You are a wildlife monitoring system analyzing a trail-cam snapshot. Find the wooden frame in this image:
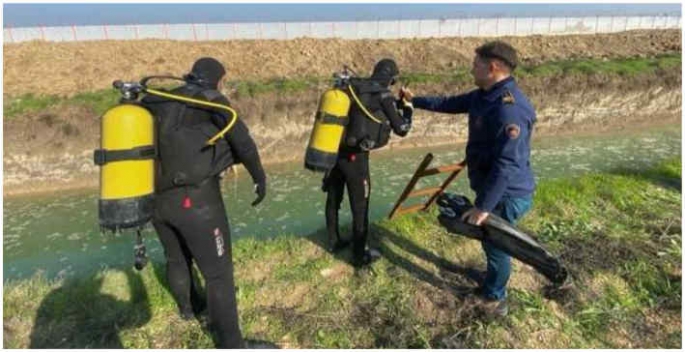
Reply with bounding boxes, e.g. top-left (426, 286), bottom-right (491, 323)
top-left (387, 153), bottom-right (466, 219)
